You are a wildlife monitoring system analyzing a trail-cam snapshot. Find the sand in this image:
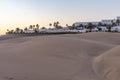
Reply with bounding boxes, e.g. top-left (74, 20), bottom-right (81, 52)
top-left (0, 32), bottom-right (120, 80)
